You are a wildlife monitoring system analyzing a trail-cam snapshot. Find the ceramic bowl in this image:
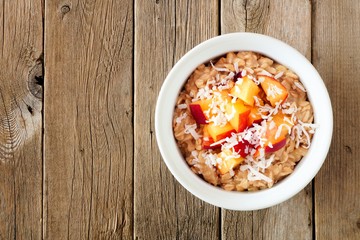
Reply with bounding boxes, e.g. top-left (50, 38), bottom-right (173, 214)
top-left (155, 32), bottom-right (332, 210)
